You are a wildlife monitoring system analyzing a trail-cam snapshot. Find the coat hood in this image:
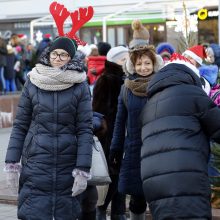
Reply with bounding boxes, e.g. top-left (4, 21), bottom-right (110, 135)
top-left (147, 63), bottom-right (203, 98)
top-left (199, 64), bottom-right (219, 86)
